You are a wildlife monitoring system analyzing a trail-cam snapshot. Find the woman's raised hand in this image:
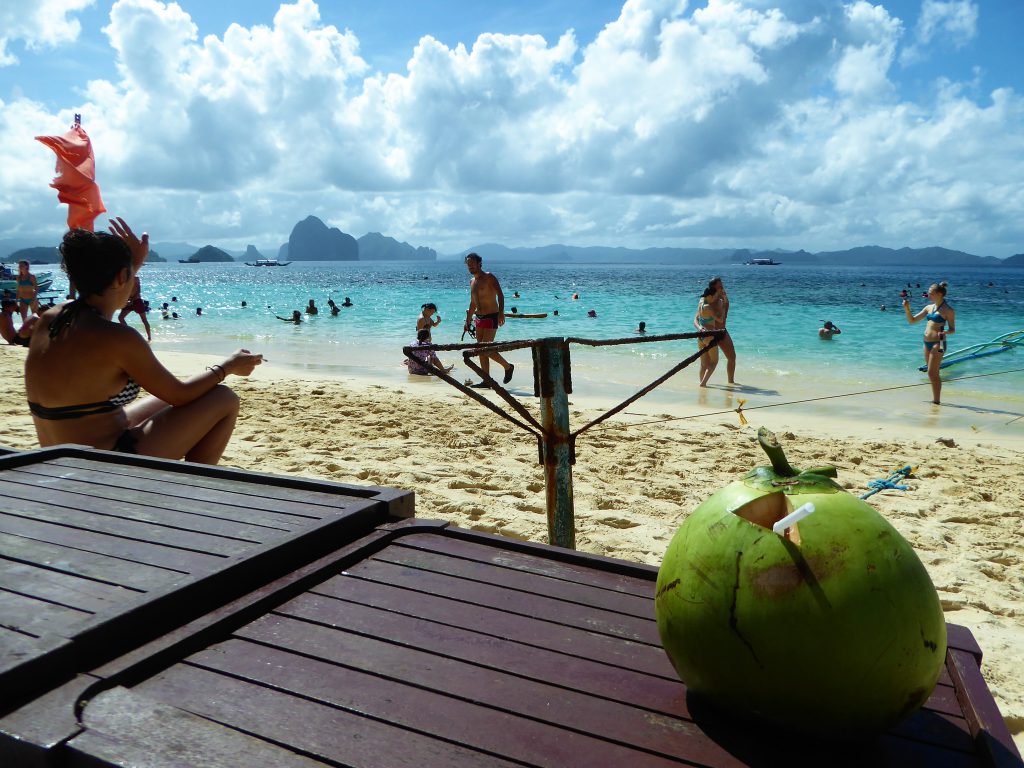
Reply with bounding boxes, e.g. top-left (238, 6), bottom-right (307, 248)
top-left (108, 217), bottom-right (149, 269)
top-left (224, 349), bottom-right (264, 377)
